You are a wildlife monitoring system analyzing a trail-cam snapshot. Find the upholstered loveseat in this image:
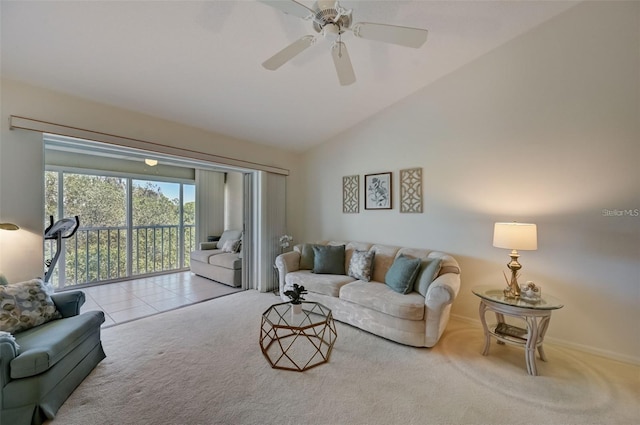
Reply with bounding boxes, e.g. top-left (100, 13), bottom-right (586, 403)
top-left (275, 241), bottom-right (461, 347)
top-left (190, 229), bottom-right (243, 287)
top-left (0, 281), bottom-right (105, 425)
